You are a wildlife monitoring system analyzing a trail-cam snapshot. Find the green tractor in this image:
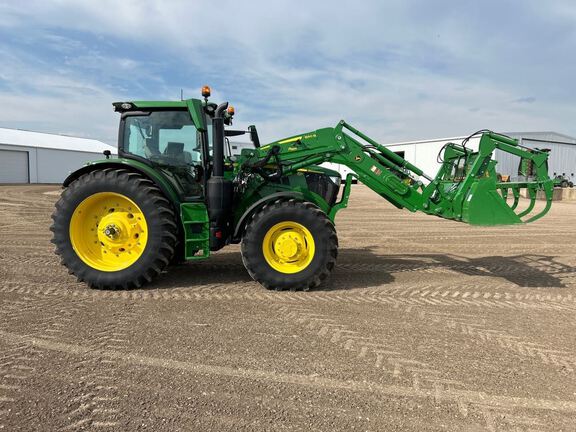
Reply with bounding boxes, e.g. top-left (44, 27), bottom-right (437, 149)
top-left (51, 87), bottom-right (555, 291)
